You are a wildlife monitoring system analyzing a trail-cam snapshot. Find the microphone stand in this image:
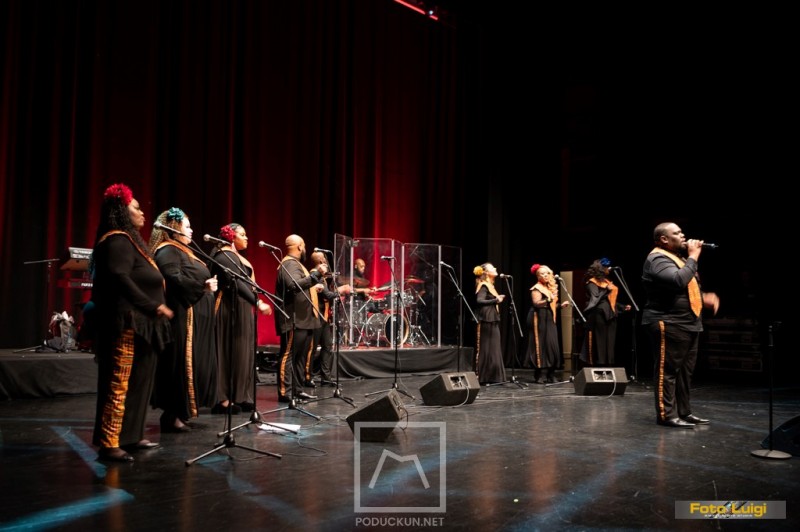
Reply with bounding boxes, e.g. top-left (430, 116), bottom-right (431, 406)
top-left (751, 322), bottom-right (791, 460)
top-left (186, 242), bottom-right (283, 466)
top-left (307, 251), bottom-right (355, 408)
top-left (611, 267), bottom-right (642, 387)
top-left (365, 257), bottom-right (414, 400)
top-left (549, 276), bottom-right (585, 387)
top-left (486, 276), bottom-right (527, 389)
top-left (441, 264), bottom-right (478, 374)
top-left (260, 250), bottom-right (322, 421)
